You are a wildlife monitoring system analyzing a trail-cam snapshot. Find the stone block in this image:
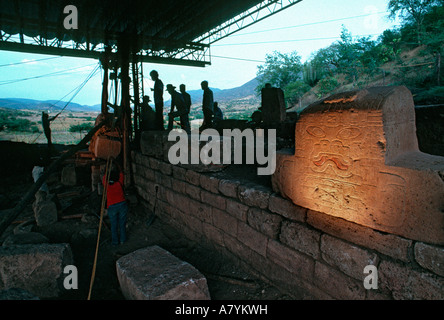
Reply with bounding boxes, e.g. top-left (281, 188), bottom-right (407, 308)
top-left (0, 288), bottom-right (39, 300)
top-left (414, 243), bottom-right (444, 277)
top-left (379, 259), bottom-right (444, 299)
top-left (212, 208), bottom-right (238, 237)
top-left (202, 222), bottom-right (225, 248)
top-left (116, 246), bottom-right (210, 300)
top-left (307, 209), bottom-right (412, 262)
top-left (61, 166), bottom-right (77, 186)
top-left (141, 166), bottom-right (156, 182)
top-left (140, 131), bottom-right (166, 158)
top-left (237, 222), bottom-right (268, 257)
top-left (2, 232), bottom-right (49, 247)
top-left (187, 198), bottom-right (213, 224)
top-left (268, 194), bottom-right (306, 222)
top-left (33, 199), bottom-right (58, 227)
top-left (185, 183), bottom-right (201, 201)
top-left (218, 179), bottom-right (240, 198)
top-left (261, 87), bottom-right (286, 125)
top-left (272, 86), bottom-right (444, 244)
top-left (314, 262), bottom-right (366, 300)
top-left (225, 198), bottom-right (248, 222)
top-left (199, 175), bottom-right (220, 194)
top-left (320, 234), bottom-right (379, 281)
top-left (149, 157), bottom-right (162, 171)
top-left (266, 240), bottom-right (314, 281)
top-left (172, 165), bottom-right (187, 181)
top-left (247, 208), bottom-right (282, 239)
top-left (238, 183), bottom-right (271, 209)
top-left (171, 177), bottom-right (188, 195)
top-left (159, 161), bottom-right (172, 175)
top-left (280, 221), bottom-right (320, 259)
top-left (0, 243), bottom-right (73, 299)
top-left (201, 190), bottom-right (226, 211)
top-left (185, 170), bottom-right (201, 186)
